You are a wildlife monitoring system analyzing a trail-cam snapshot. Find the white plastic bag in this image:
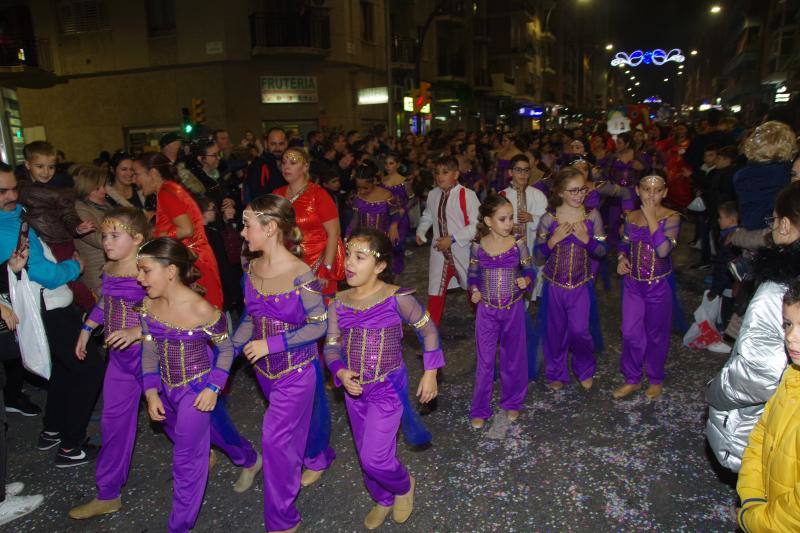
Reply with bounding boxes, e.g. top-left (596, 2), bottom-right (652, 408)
top-left (687, 196), bottom-right (706, 213)
top-left (682, 290), bottom-right (722, 349)
top-left (7, 266), bottom-right (51, 379)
